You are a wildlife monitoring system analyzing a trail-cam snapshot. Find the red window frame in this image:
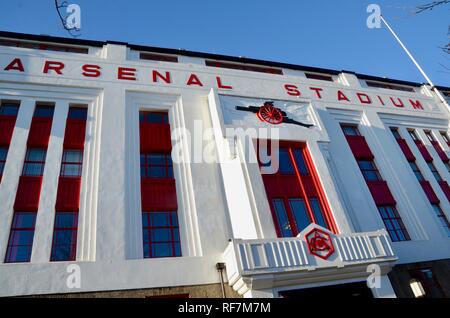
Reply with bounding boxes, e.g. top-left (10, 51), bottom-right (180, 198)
top-left (139, 110), bottom-right (181, 258)
top-left (0, 146), bottom-right (7, 178)
top-left (142, 211), bottom-right (181, 258)
top-left (205, 60), bottom-right (283, 75)
top-left (377, 206), bottom-right (410, 242)
top-left (140, 153), bottom-right (173, 179)
top-left (4, 212), bottom-right (37, 263)
top-left (140, 52), bottom-right (178, 63)
top-left (60, 149), bottom-right (83, 177)
top-left (305, 73), bottom-right (334, 82)
top-left (257, 140), bottom-right (337, 237)
top-left (50, 211), bottom-right (78, 261)
top-left (22, 148), bottom-right (47, 176)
